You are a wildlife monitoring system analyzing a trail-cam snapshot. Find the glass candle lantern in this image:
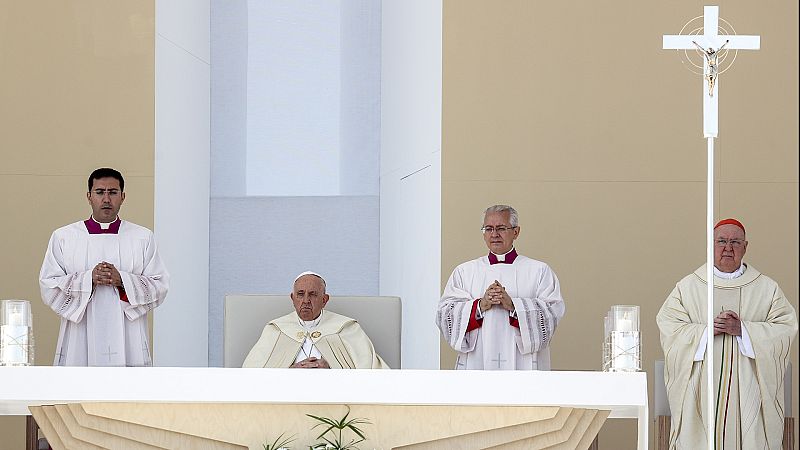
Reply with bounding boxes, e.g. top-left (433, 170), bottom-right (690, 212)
top-left (602, 305), bottom-right (641, 372)
top-left (1, 299), bottom-right (34, 366)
